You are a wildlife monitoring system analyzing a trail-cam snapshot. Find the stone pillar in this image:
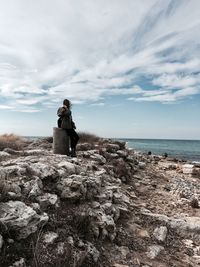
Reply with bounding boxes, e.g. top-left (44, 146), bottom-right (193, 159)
top-left (53, 127), bottom-right (70, 155)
